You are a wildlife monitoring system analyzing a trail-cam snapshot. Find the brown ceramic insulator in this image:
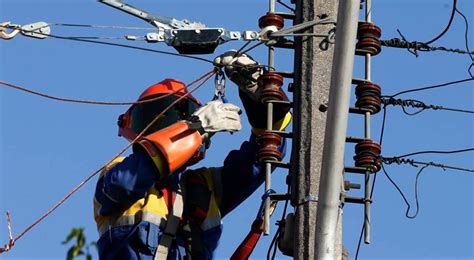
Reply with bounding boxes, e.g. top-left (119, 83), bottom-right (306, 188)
top-left (258, 13), bottom-right (285, 30)
top-left (354, 154), bottom-right (382, 172)
top-left (357, 22), bottom-right (382, 39)
top-left (356, 22), bottom-right (382, 55)
top-left (355, 82), bottom-right (382, 114)
top-left (257, 131), bottom-right (283, 163)
top-left (354, 140), bottom-right (382, 172)
top-left (258, 72), bottom-right (285, 103)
